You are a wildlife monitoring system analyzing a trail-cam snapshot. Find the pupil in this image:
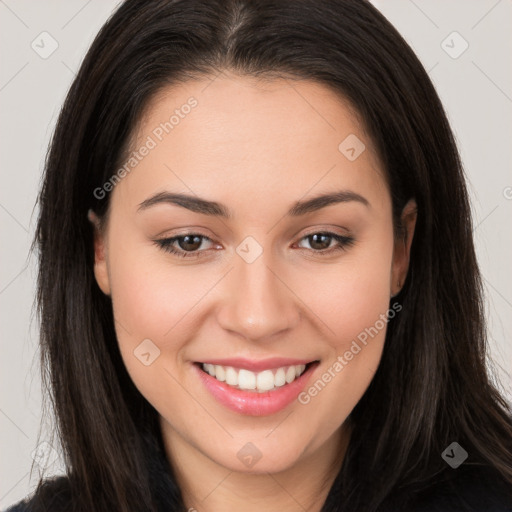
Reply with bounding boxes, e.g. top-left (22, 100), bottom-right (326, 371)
top-left (180, 235), bottom-right (201, 251)
top-left (310, 233), bottom-right (331, 250)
